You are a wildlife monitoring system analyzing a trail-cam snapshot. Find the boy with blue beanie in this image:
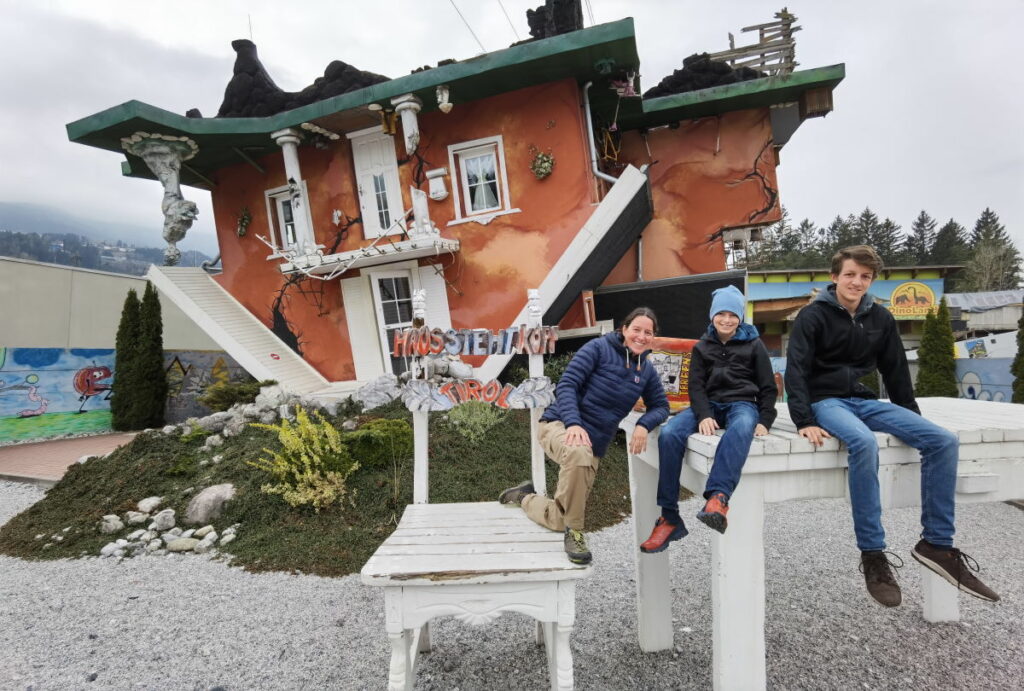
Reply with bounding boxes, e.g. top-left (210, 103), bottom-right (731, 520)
top-left (641, 284), bottom-right (778, 552)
